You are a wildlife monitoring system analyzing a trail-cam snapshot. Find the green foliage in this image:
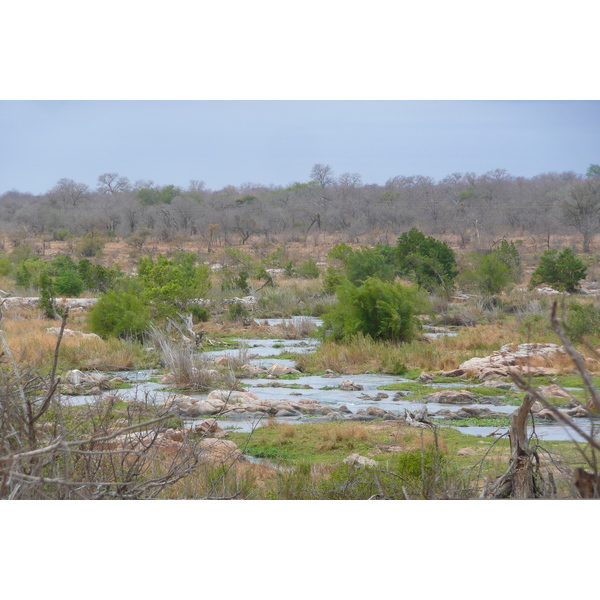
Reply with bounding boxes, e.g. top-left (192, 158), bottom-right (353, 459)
top-left (77, 259), bottom-right (123, 292)
top-left (322, 265), bottom-right (347, 294)
top-left (137, 184), bottom-right (182, 206)
top-left (344, 246), bottom-right (395, 286)
top-left (565, 302), bottom-right (600, 342)
top-left (320, 277), bottom-right (427, 343)
top-left (529, 247), bottom-right (587, 292)
top-left (586, 164), bottom-right (600, 178)
top-left (495, 240), bottom-right (522, 282)
top-left (460, 252), bottom-right (512, 296)
top-left (38, 269), bottom-right (60, 319)
top-left (88, 289), bottom-right (151, 340)
top-left (0, 256), bottom-right (10, 277)
top-left (189, 303), bottom-right (211, 323)
top-left (326, 243), bottom-right (353, 263)
top-left (296, 257), bottom-right (320, 279)
top-left (14, 258), bottom-right (46, 288)
top-left (396, 228), bottom-right (458, 292)
top-left (227, 301), bottom-right (250, 321)
top-left (53, 269), bottom-right (84, 297)
top-left (138, 252), bottom-right (211, 319)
